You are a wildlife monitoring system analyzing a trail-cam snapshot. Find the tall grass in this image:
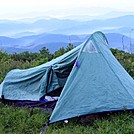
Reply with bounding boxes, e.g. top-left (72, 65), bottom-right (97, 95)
top-left (0, 103), bottom-right (134, 134)
top-left (0, 103), bottom-right (50, 134)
